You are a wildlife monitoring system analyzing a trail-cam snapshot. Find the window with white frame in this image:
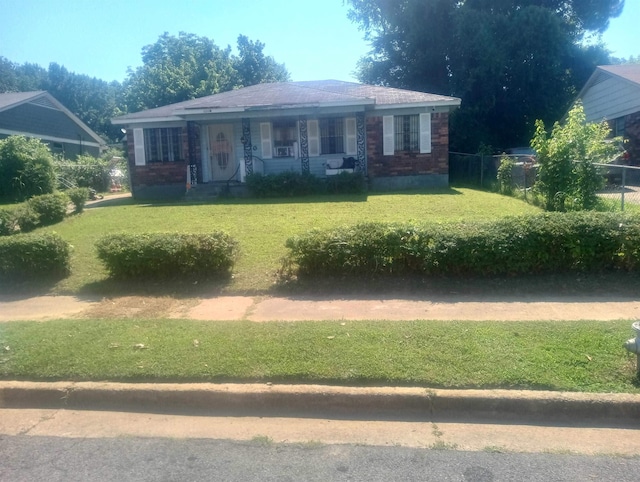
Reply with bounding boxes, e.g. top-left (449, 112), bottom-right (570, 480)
top-left (383, 113), bottom-right (431, 155)
top-left (272, 119), bottom-right (297, 157)
top-left (320, 117), bottom-right (345, 155)
top-left (143, 127), bottom-right (183, 162)
top-left (395, 115), bottom-right (420, 152)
